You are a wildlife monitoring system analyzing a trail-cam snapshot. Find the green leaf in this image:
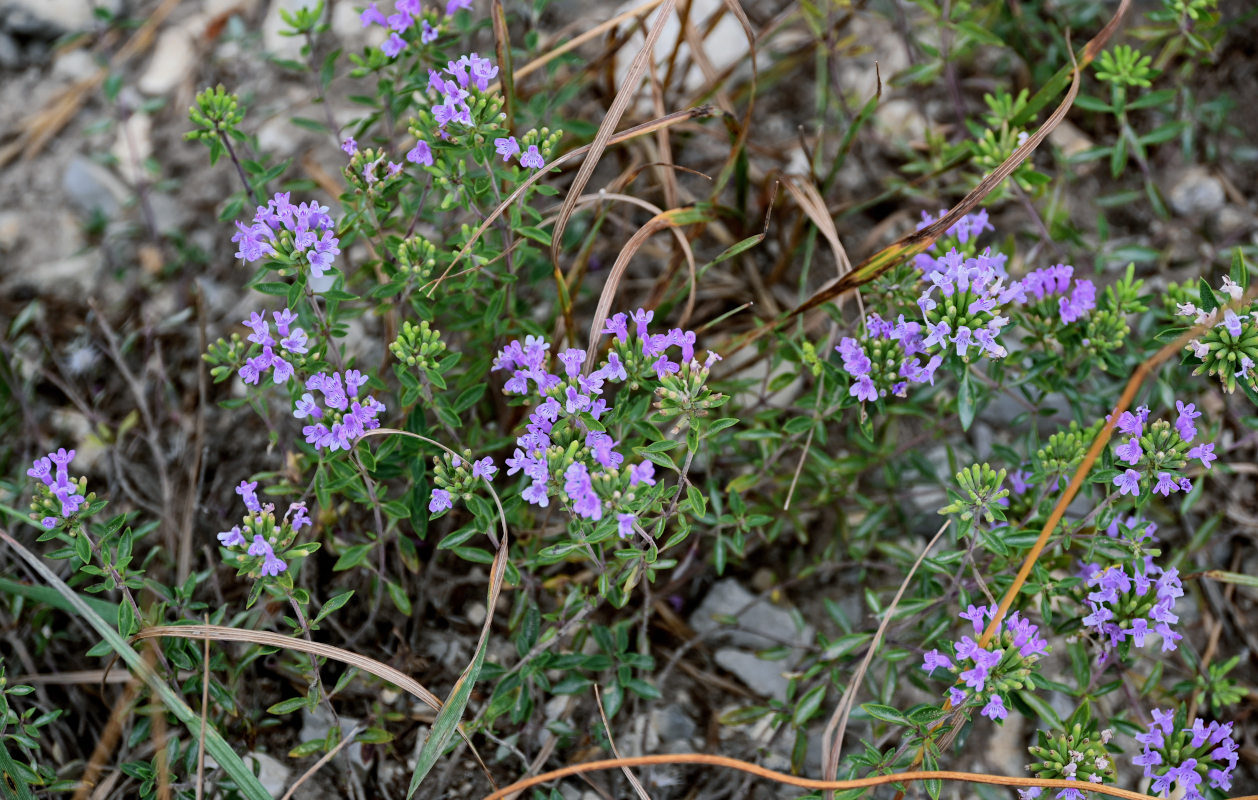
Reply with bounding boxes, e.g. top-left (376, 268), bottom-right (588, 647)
top-left (314, 590), bottom-right (355, 625)
top-left (860, 702), bottom-right (908, 725)
top-left (792, 684), bottom-right (826, 726)
top-left (957, 373), bottom-right (976, 431)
